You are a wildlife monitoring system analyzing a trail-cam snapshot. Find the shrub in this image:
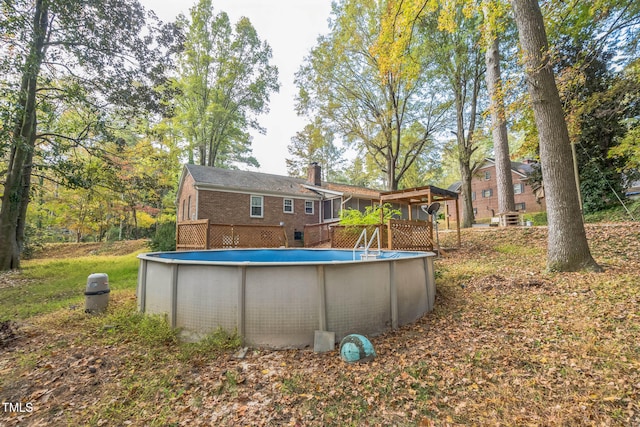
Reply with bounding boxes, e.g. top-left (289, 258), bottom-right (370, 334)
top-left (583, 199), bottom-right (640, 223)
top-left (522, 212), bottom-right (548, 226)
top-left (149, 221), bottom-right (176, 252)
top-left (339, 203), bottom-right (402, 226)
